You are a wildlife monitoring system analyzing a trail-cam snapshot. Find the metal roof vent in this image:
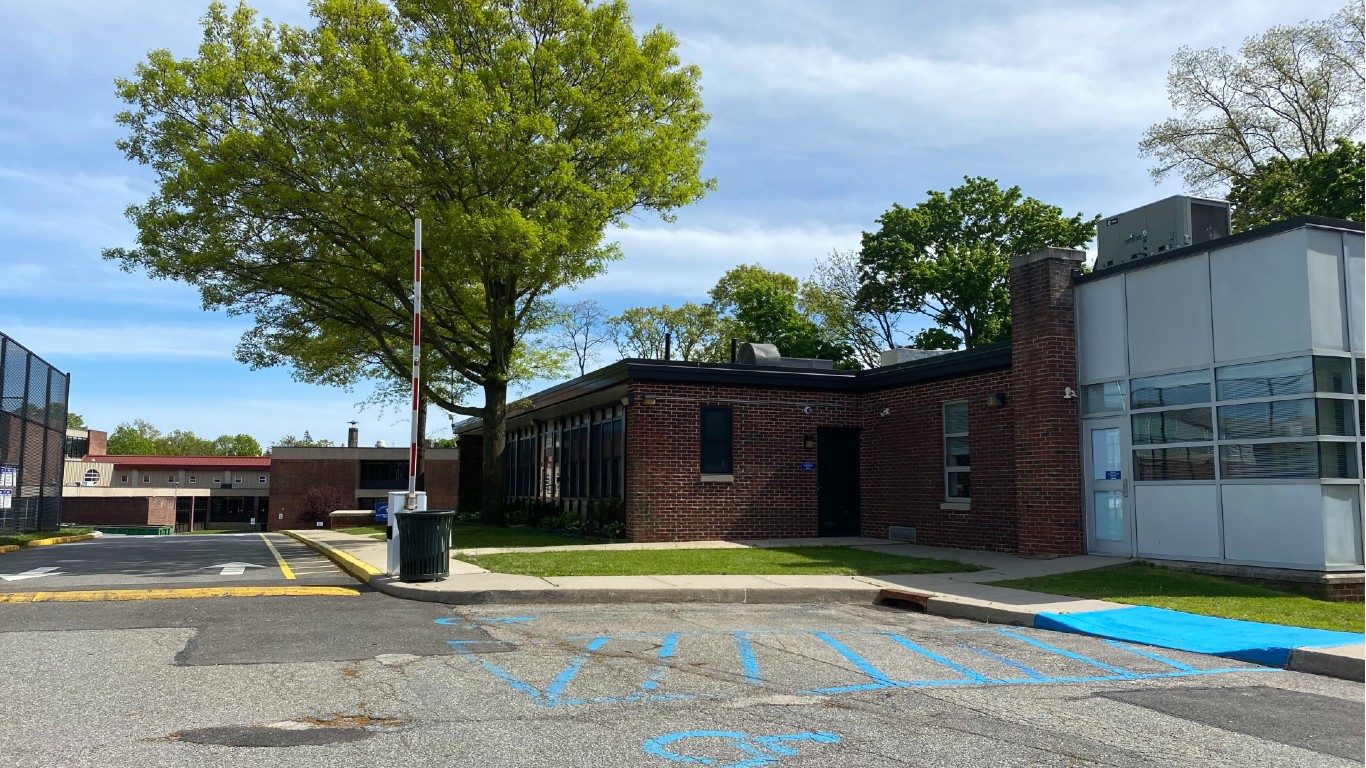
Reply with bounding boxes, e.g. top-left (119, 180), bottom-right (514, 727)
top-left (737, 342), bottom-right (782, 366)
